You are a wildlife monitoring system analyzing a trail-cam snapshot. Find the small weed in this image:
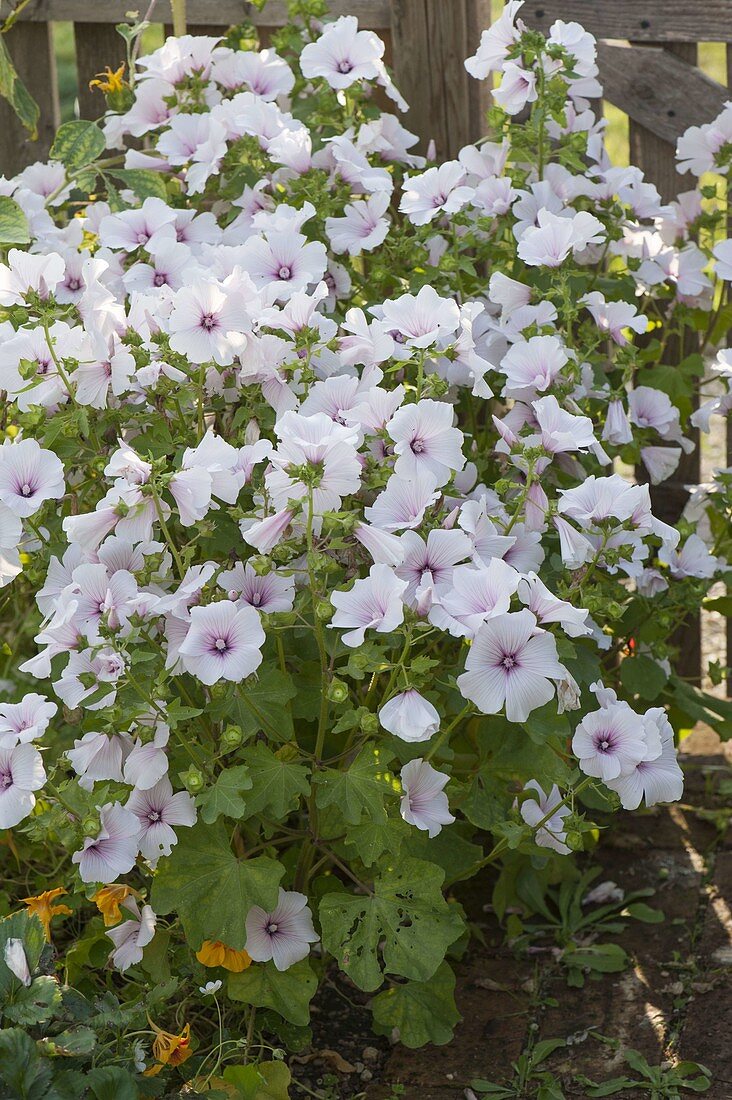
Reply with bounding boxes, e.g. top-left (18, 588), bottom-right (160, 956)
top-left (576, 1046), bottom-right (711, 1097)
